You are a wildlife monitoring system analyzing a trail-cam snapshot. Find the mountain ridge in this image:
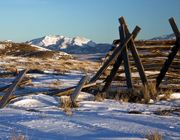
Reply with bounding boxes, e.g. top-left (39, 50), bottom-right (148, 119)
top-left (27, 35), bottom-right (112, 54)
top-left (150, 33), bottom-right (175, 40)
